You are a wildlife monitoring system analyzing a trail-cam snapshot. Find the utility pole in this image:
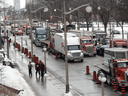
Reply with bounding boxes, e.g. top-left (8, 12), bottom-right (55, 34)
top-left (7, 30), bottom-right (9, 58)
top-left (4, 0), bottom-right (6, 38)
top-left (13, 0), bottom-right (16, 45)
top-left (92, 0), bottom-right (93, 33)
top-left (0, 23), bottom-right (1, 49)
top-left (30, 0), bottom-right (33, 60)
top-left (63, 0), bottom-right (69, 93)
top-left (77, 0), bottom-right (80, 30)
